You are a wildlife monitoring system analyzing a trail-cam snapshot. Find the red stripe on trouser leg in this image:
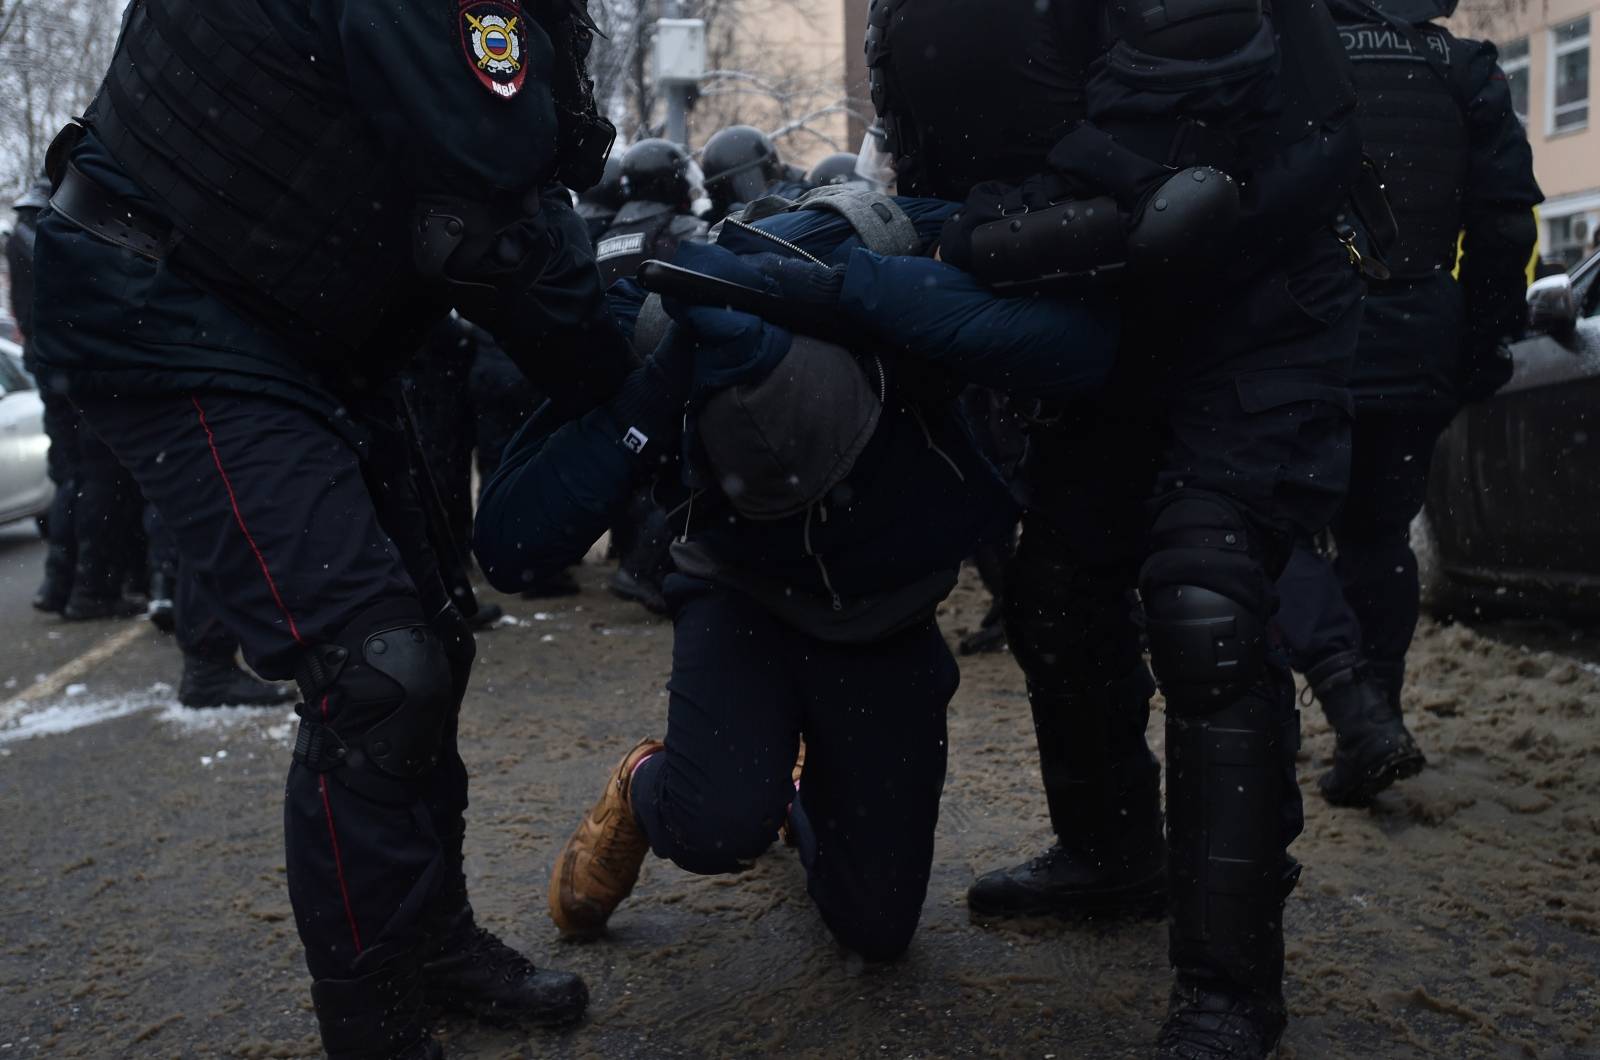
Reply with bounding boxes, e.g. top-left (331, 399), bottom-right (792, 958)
top-left (191, 395), bottom-right (305, 645)
top-left (191, 396), bottom-right (364, 955)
